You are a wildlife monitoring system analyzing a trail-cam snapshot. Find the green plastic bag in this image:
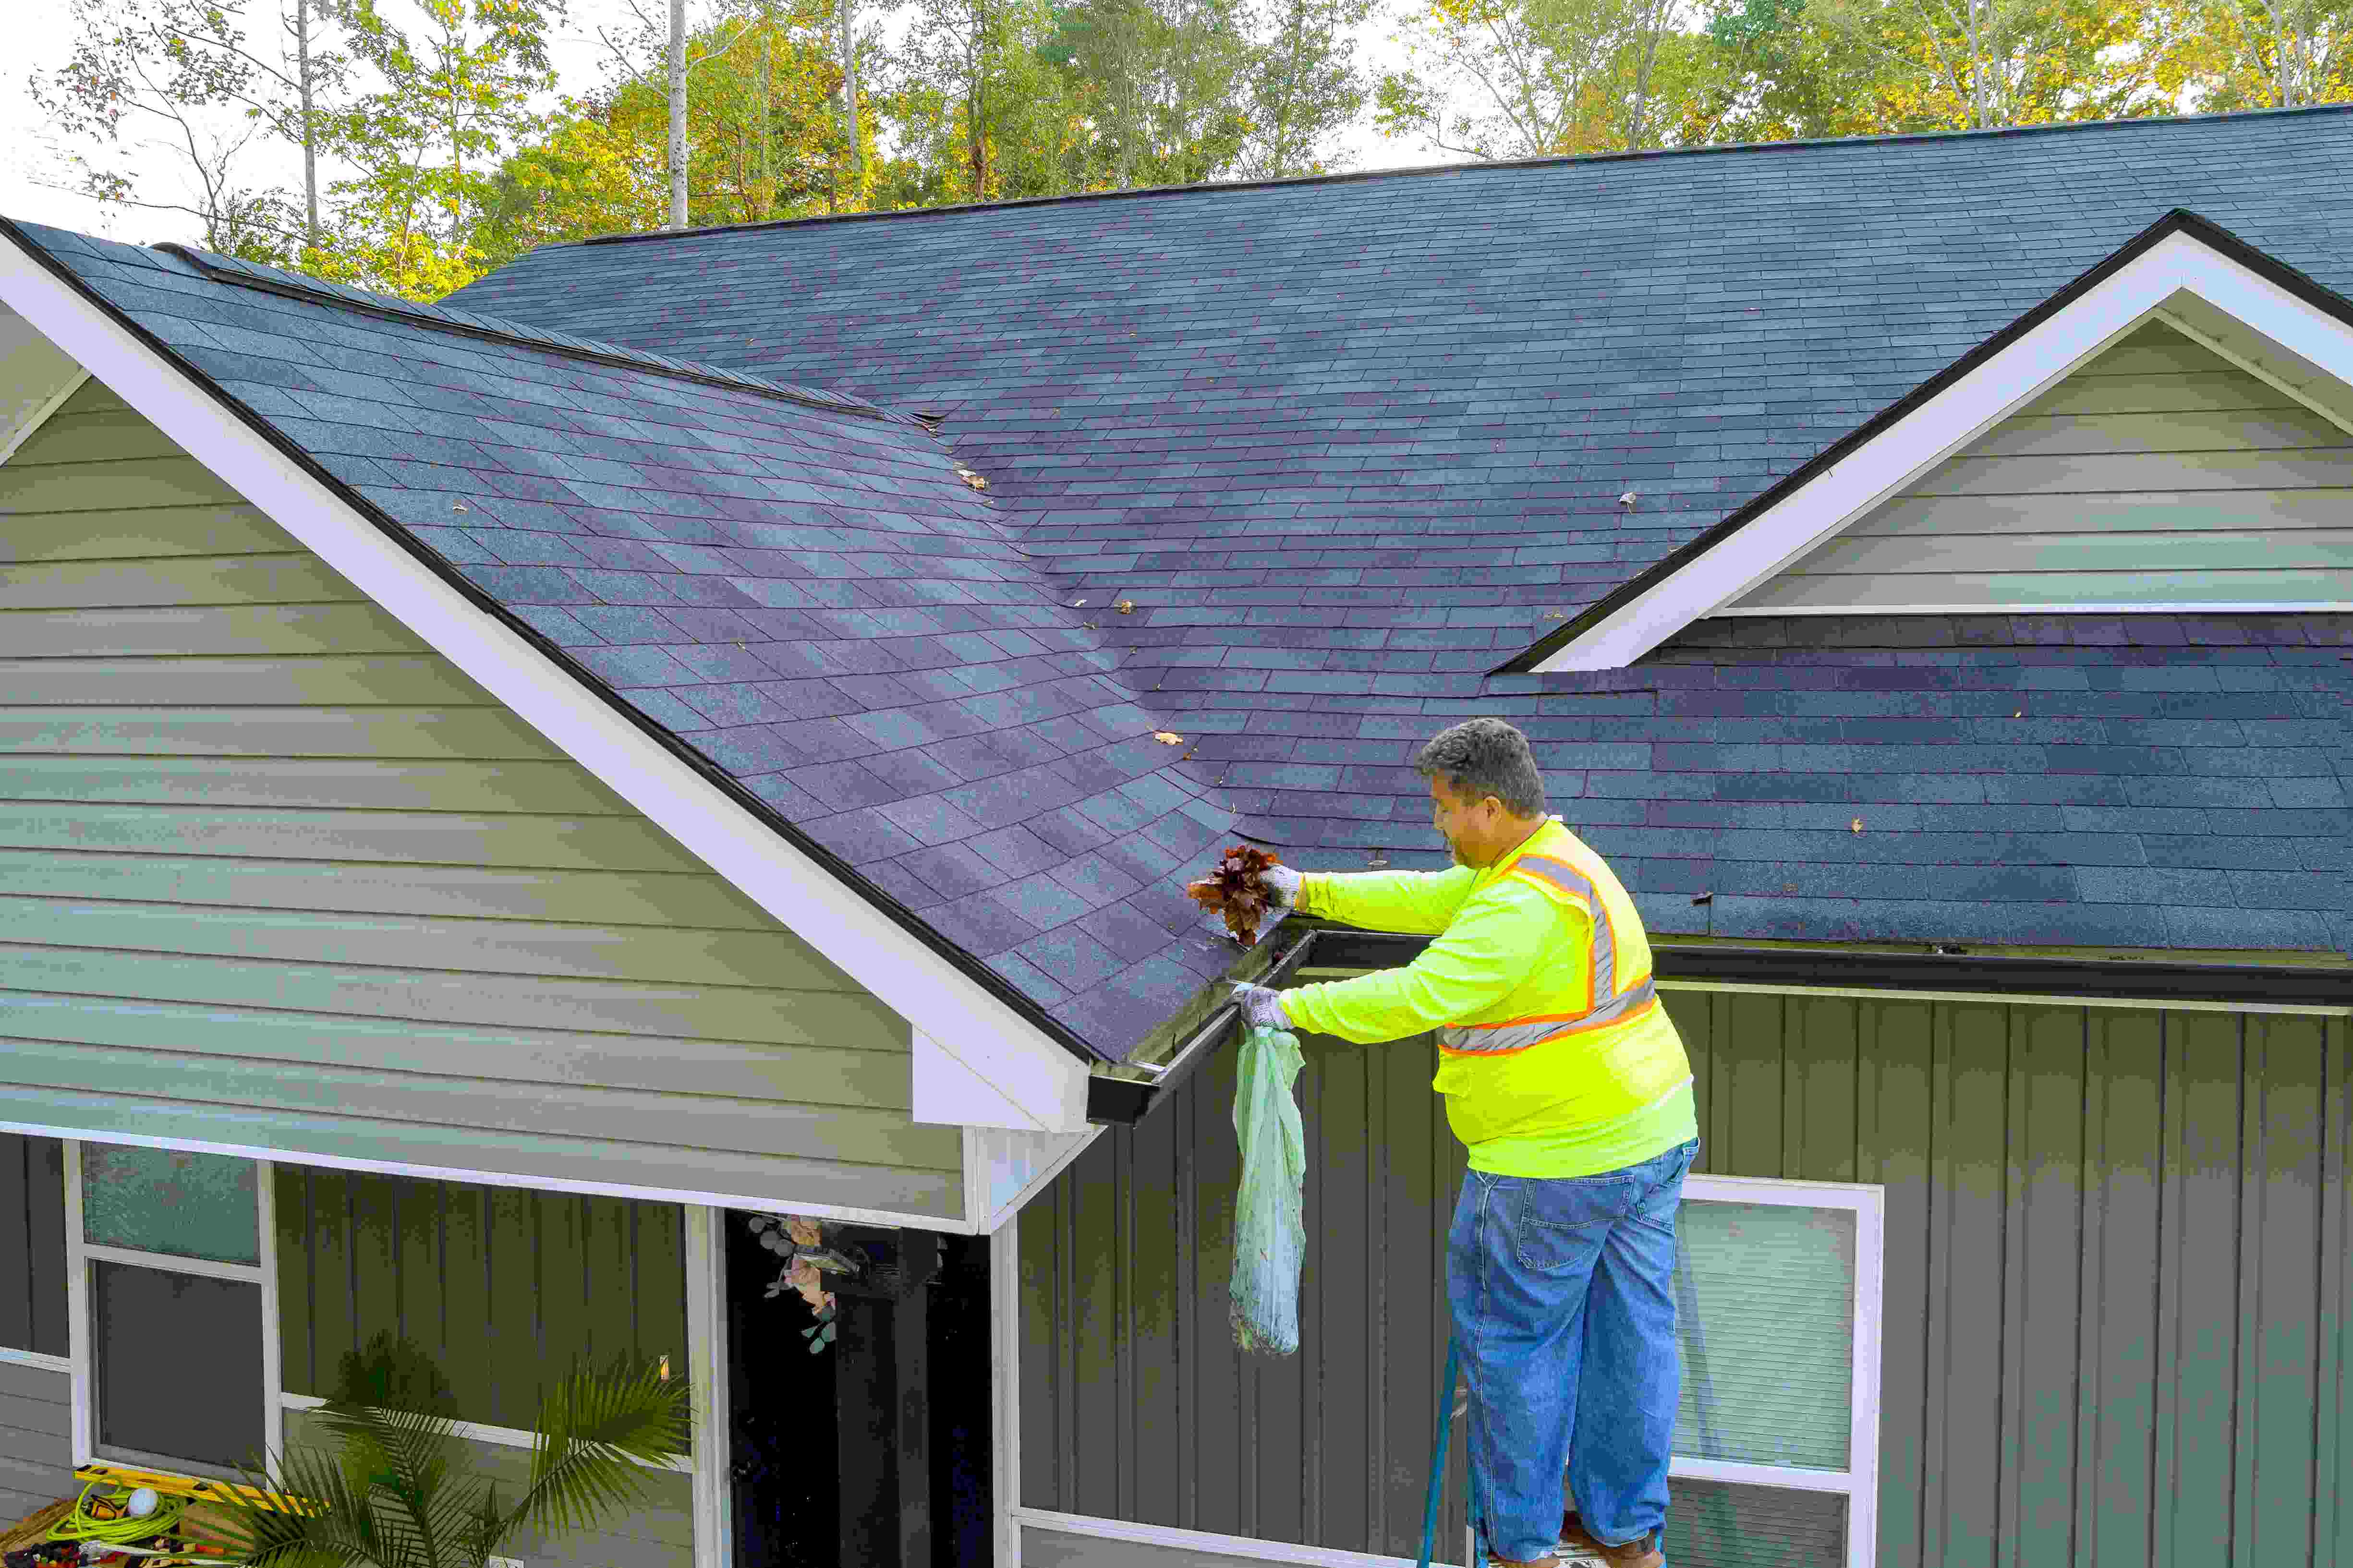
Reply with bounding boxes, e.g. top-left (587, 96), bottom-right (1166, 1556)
top-left (1230, 1024), bottom-right (1306, 1354)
